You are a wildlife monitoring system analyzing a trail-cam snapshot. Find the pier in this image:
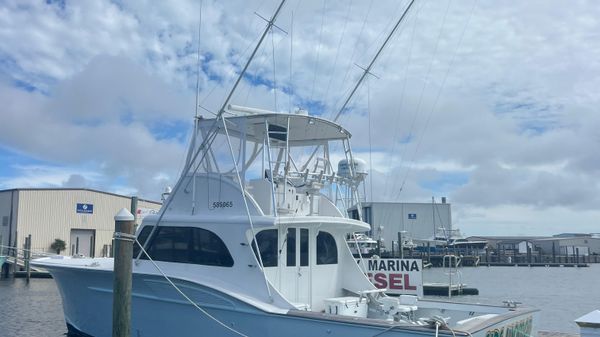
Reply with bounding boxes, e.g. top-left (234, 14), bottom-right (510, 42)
top-left (423, 283), bottom-right (479, 296)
